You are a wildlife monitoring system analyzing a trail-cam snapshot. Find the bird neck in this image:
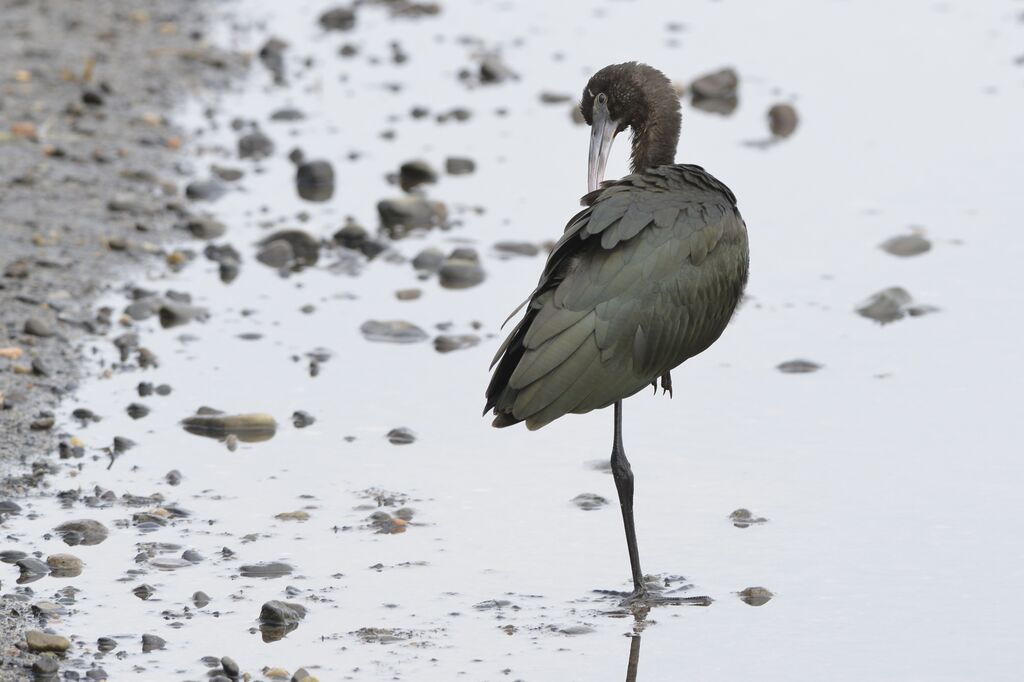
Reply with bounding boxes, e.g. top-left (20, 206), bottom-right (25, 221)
top-left (626, 115), bottom-right (684, 171)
